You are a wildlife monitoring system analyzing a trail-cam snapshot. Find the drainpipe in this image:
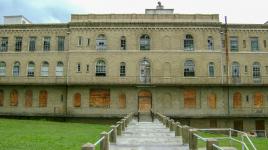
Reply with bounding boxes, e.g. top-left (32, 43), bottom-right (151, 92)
top-left (65, 27), bottom-right (71, 117)
top-left (224, 16), bottom-right (230, 116)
